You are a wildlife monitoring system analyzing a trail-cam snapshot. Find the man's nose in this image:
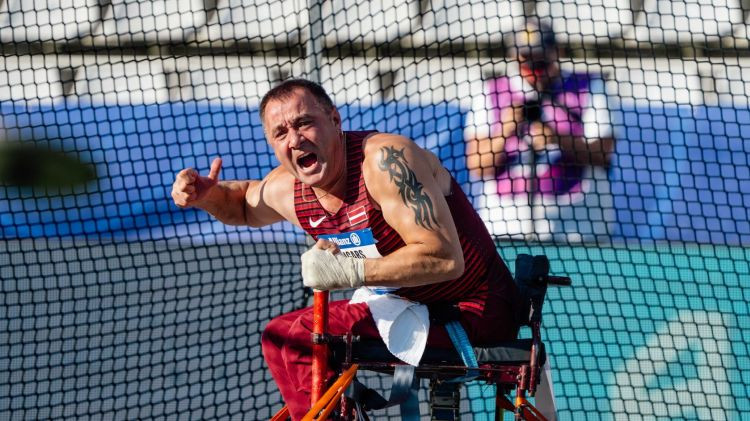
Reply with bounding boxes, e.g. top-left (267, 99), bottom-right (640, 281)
top-left (287, 129), bottom-right (304, 149)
